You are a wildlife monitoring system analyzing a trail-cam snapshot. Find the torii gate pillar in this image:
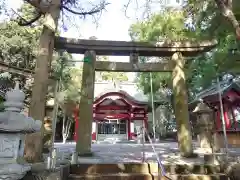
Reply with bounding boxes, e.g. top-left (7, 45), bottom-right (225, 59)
top-left (76, 50), bottom-right (96, 155)
top-left (172, 52), bottom-right (193, 157)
